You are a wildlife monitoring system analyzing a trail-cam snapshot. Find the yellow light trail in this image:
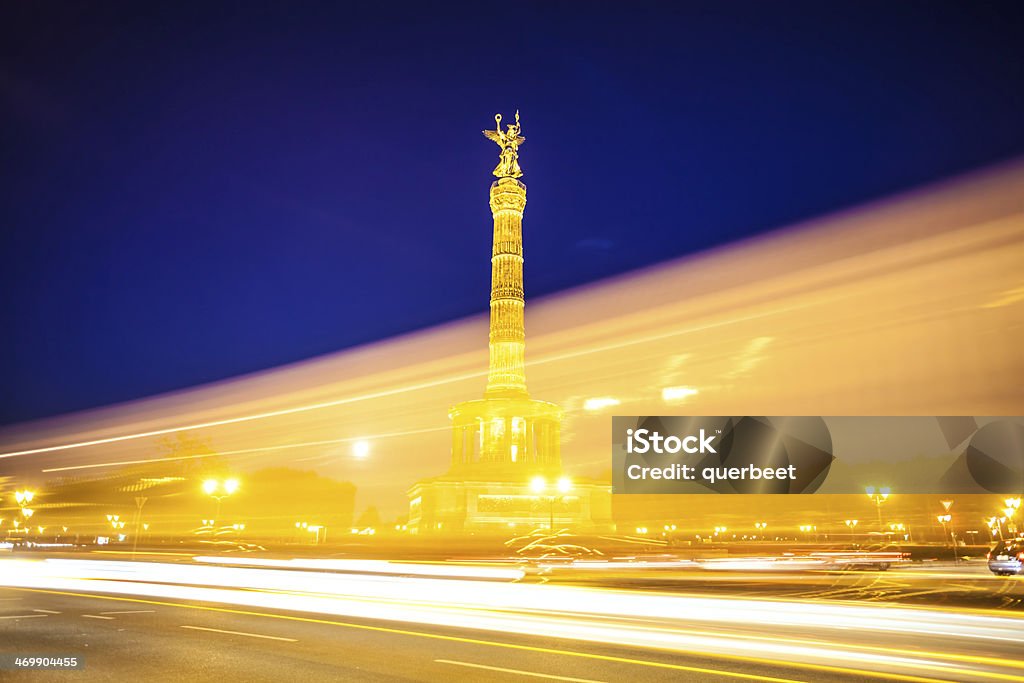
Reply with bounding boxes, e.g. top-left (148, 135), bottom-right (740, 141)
top-left (38, 426), bottom-right (451, 473)
top-left (5, 295), bottom-right (811, 465)
top-left (0, 371), bottom-right (486, 460)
